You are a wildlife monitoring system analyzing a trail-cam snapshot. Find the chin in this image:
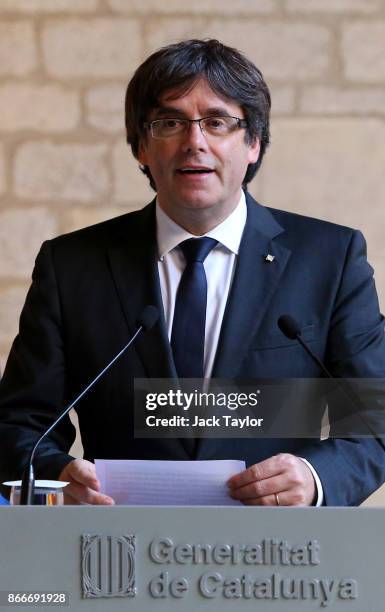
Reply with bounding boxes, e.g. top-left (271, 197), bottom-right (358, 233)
top-left (176, 192), bottom-right (219, 210)
top-left (183, 199), bottom-right (215, 210)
